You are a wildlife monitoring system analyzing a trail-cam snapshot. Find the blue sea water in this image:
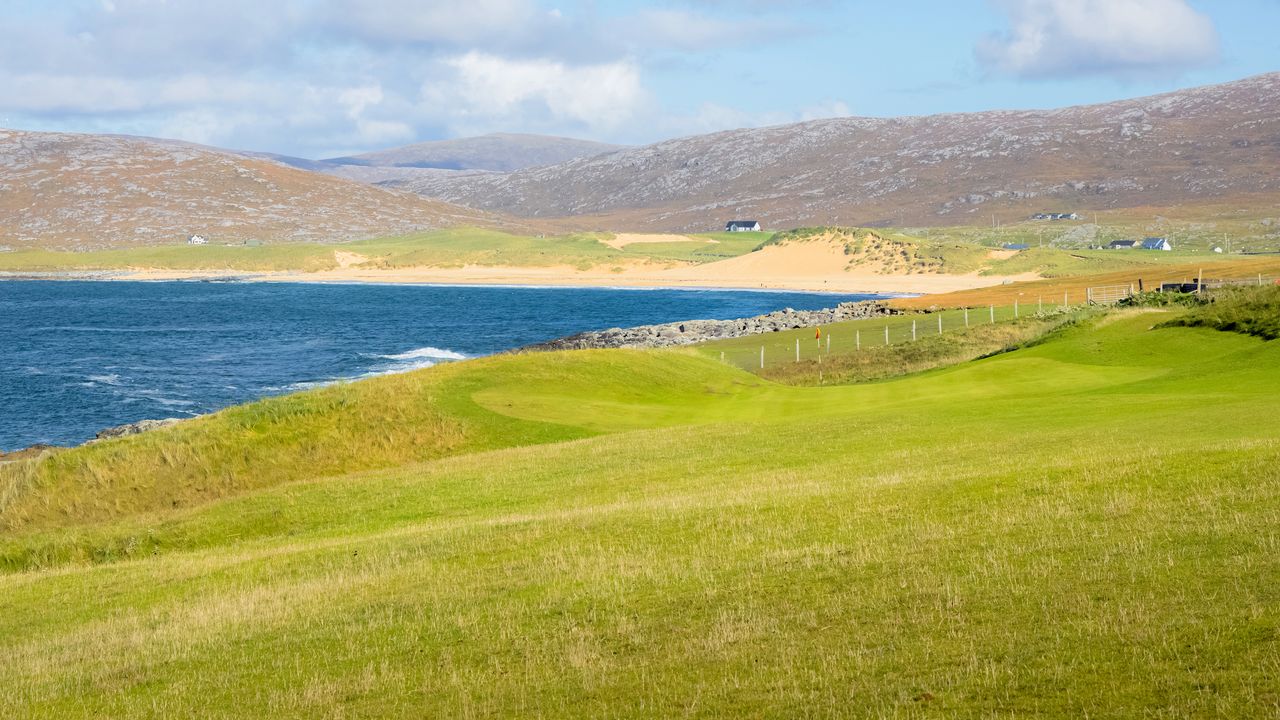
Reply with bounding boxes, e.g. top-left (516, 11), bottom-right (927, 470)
top-left (0, 280), bottom-right (888, 450)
